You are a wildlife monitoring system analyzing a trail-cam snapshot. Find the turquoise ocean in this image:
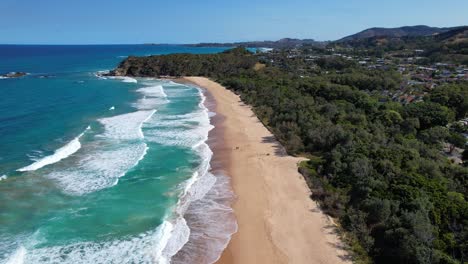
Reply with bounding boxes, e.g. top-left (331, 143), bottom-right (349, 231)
top-left (0, 45), bottom-right (237, 264)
